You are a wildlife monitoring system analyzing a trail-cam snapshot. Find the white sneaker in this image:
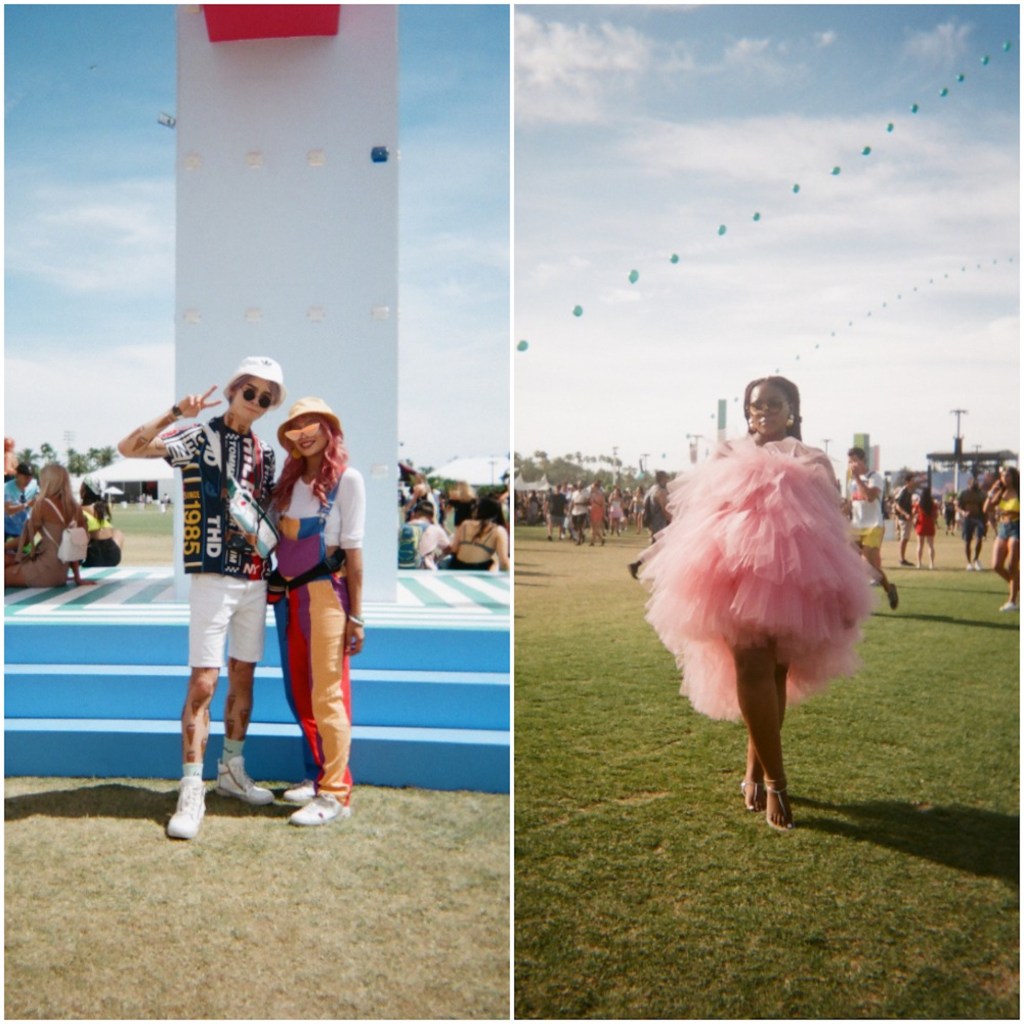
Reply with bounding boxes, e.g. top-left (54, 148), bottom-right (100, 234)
top-left (999, 601), bottom-right (1019, 612)
top-left (973, 560), bottom-right (984, 571)
top-left (167, 777), bottom-right (206, 840)
top-left (289, 792), bottom-right (351, 827)
top-left (966, 563), bottom-right (975, 571)
top-left (283, 779), bottom-right (317, 805)
top-left (214, 755), bottom-right (274, 806)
